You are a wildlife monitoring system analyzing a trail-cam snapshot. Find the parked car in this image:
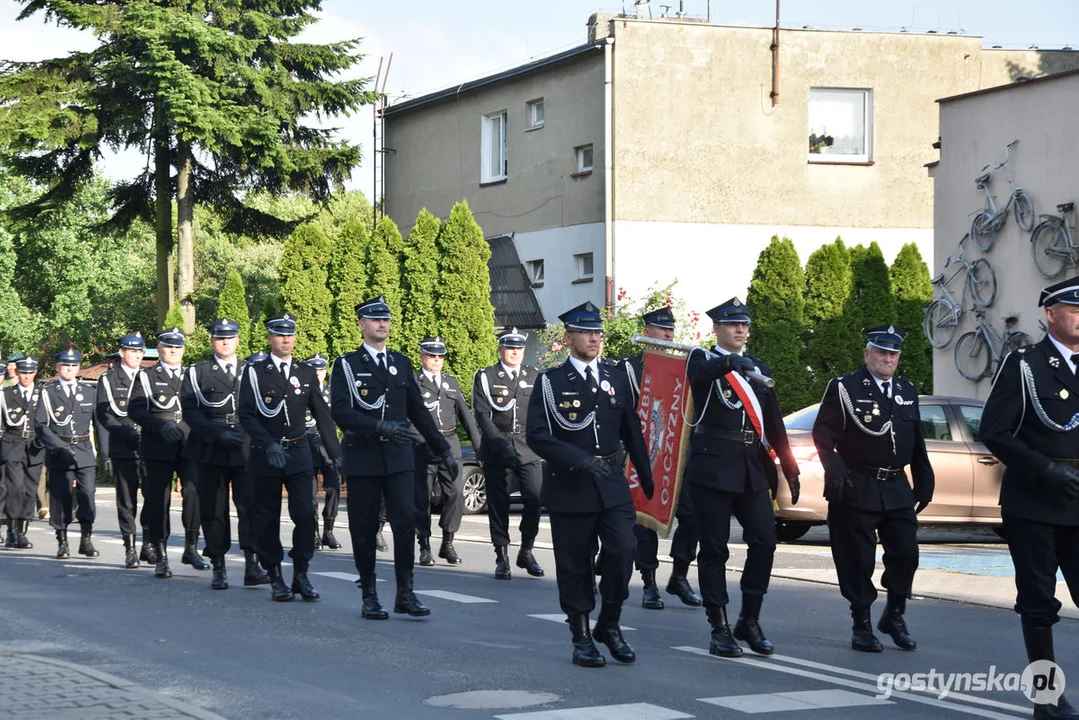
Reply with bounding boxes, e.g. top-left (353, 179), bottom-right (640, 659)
top-left (429, 445), bottom-right (520, 515)
top-left (773, 396), bottom-right (1004, 542)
